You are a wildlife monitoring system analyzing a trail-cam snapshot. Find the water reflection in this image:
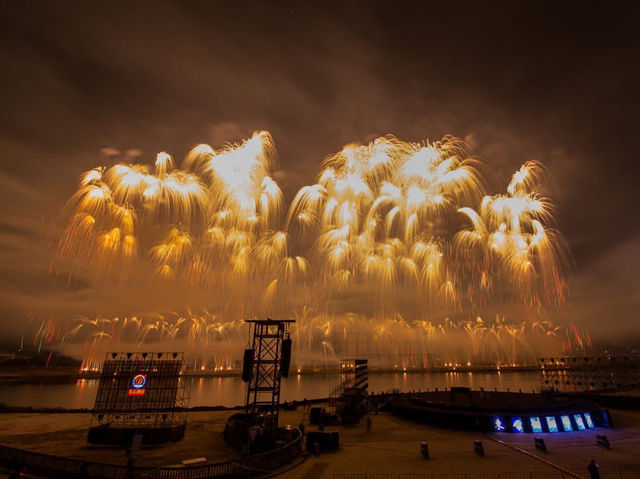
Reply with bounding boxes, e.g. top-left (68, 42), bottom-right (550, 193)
top-left (0, 372), bottom-right (539, 409)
